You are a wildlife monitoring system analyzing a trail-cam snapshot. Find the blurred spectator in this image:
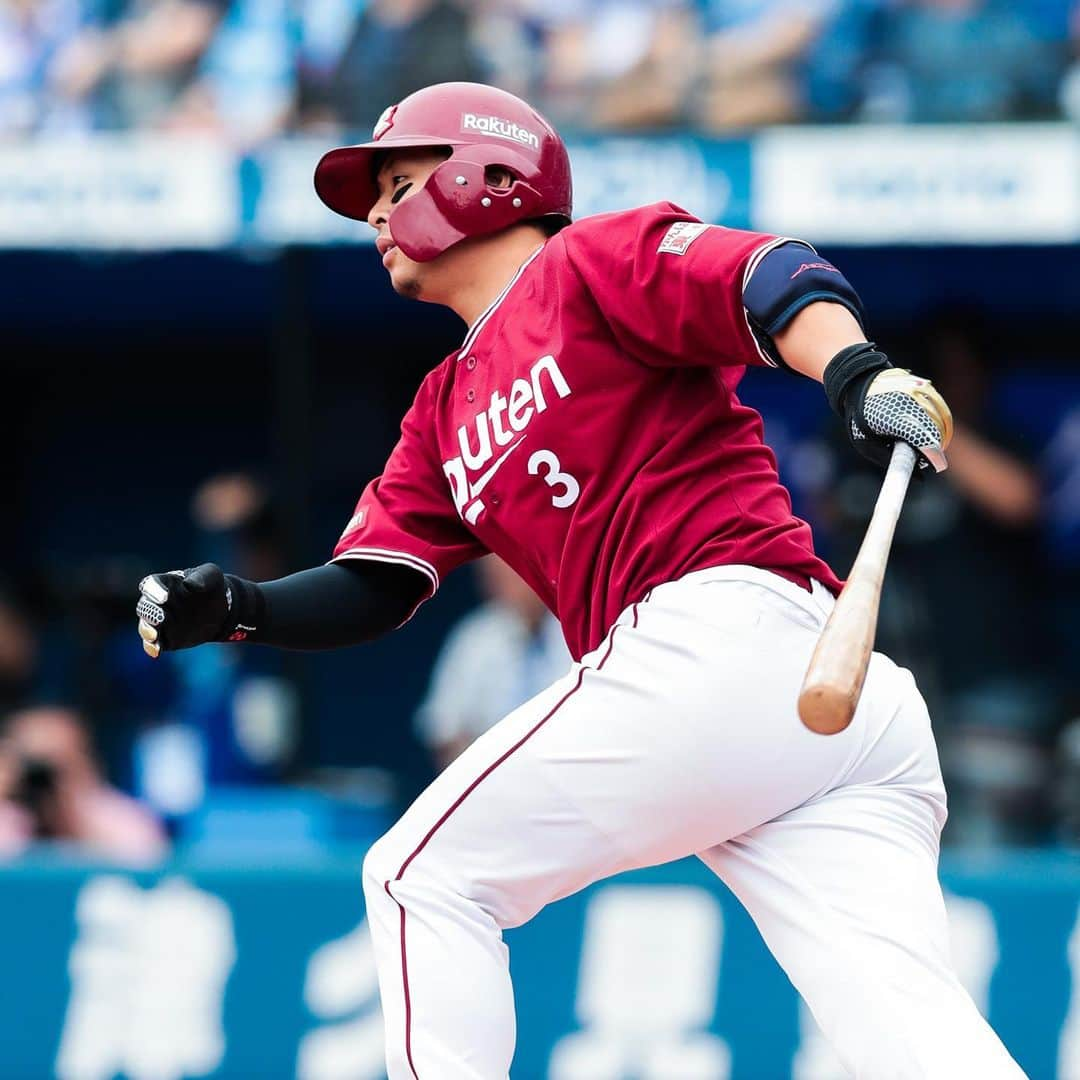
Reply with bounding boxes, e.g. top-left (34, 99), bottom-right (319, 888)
top-left (918, 321), bottom-right (1048, 699)
top-left (524, 0), bottom-right (697, 130)
top-left (7, 0), bottom-right (1079, 136)
top-left (1059, 715), bottom-right (1080, 845)
top-left (463, 0), bottom-right (540, 101)
top-left (867, 0), bottom-right (1060, 122)
top-left (304, 0), bottom-right (482, 132)
top-left (696, 0), bottom-right (840, 130)
top-left (190, 470), bottom-right (286, 582)
top-left (49, 0), bottom-right (228, 129)
top-left (125, 472), bottom-right (298, 826)
top-left (0, 0), bottom-right (89, 132)
top-left (1042, 394), bottom-right (1080, 842)
top-left (416, 556), bottom-right (570, 771)
top-left (292, 0), bottom-right (363, 124)
top-left (802, 0), bottom-right (881, 120)
top-left (1061, 0), bottom-right (1080, 121)
top-left (817, 315), bottom-right (1056, 845)
top-left (165, 0), bottom-right (295, 142)
top-left (0, 705), bottom-right (167, 862)
top-left (1042, 400), bottom-right (1080, 712)
top-left (0, 591), bottom-right (37, 713)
